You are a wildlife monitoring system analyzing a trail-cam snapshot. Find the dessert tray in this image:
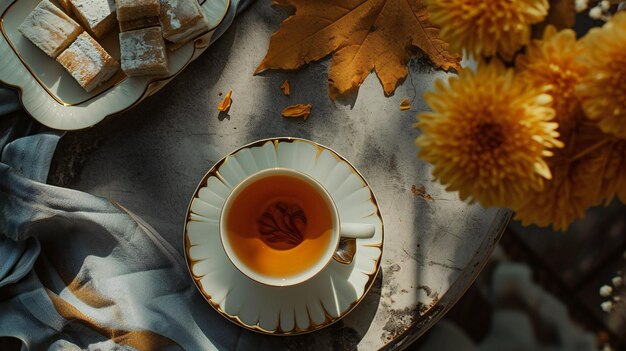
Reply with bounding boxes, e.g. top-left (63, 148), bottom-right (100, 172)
top-left (0, 0), bottom-right (229, 130)
top-left (184, 138), bottom-right (384, 335)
